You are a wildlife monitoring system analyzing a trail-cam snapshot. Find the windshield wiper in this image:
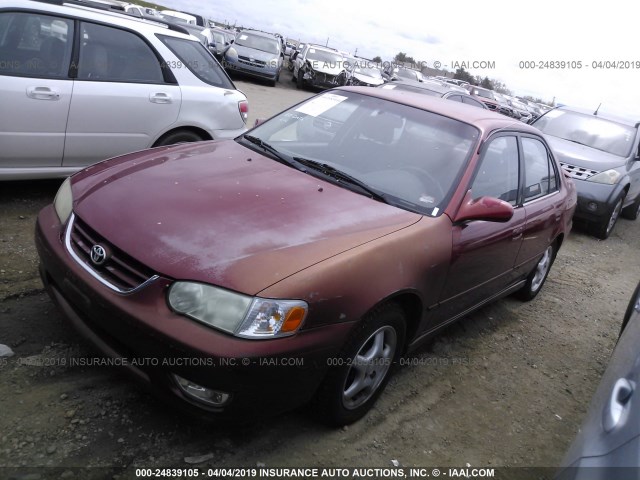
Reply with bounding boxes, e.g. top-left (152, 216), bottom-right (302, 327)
top-left (242, 135), bottom-right (303, 169)
top-left (292, 157), bottom-right (387, 202)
